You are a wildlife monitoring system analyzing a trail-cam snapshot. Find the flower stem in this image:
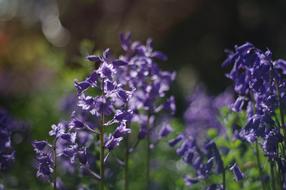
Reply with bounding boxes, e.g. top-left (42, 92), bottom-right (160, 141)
top-left (52, 138), bottom-right (57, 190)
top-left (124, 131), bottom-right (129, 190)
top-left (255, 141), bottom-right (266, 190)
top-left (270, 161), bottom-right (276, 190)
top-left (222, 168), bottom-right (226, 190)
top-left (100, 114), bottom-right (105, 190)
top-left (146, 114), bottom-right (151, 189)
top-left (277, 165), bottom-right (283, 190)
